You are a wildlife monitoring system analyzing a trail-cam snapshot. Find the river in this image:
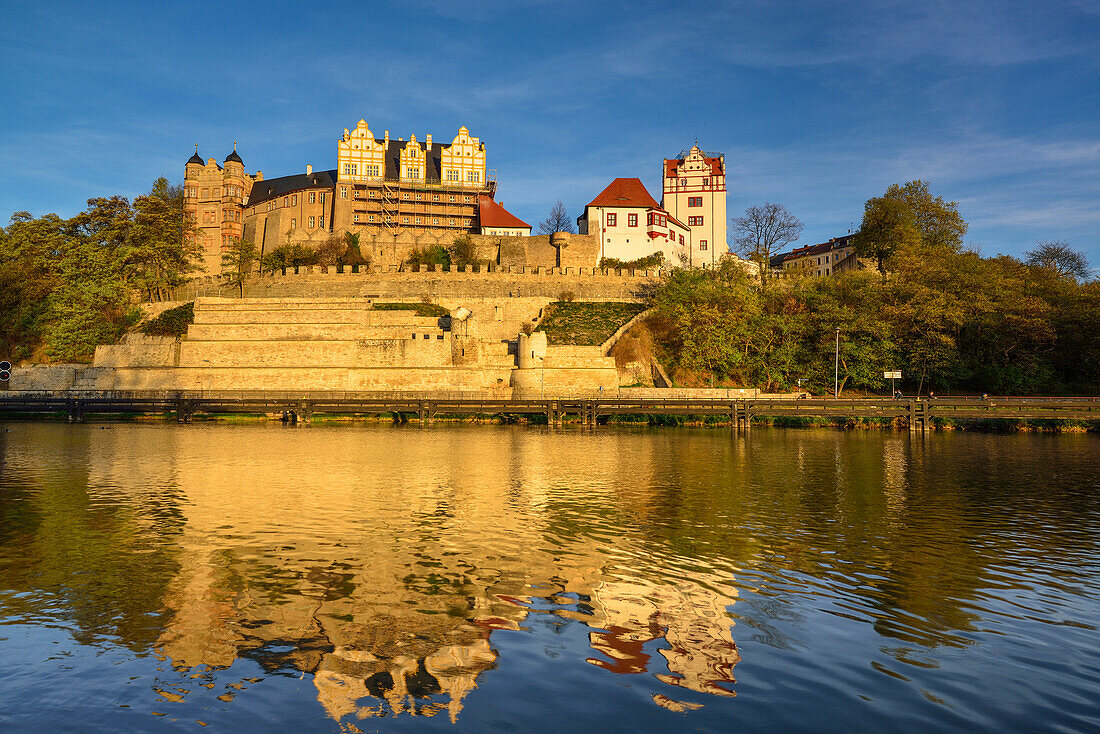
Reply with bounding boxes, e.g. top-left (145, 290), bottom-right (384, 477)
top-left (0, 422), bottom-right (1097, 732)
